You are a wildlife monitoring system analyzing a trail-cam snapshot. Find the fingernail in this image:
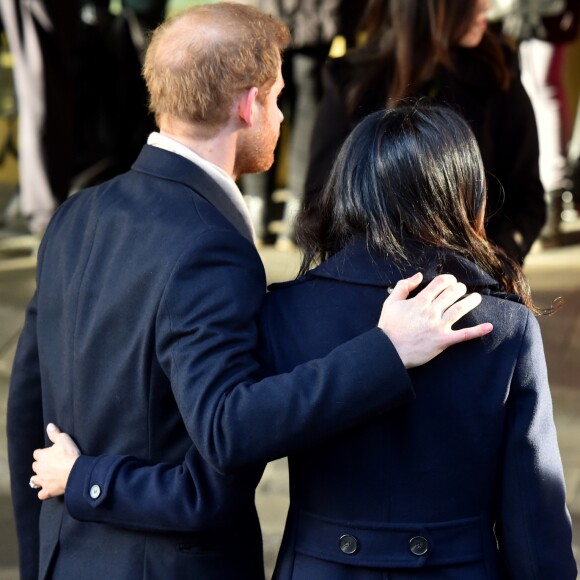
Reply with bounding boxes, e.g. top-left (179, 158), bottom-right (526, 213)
top-left (47, 423), bottom-right (56, 432)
